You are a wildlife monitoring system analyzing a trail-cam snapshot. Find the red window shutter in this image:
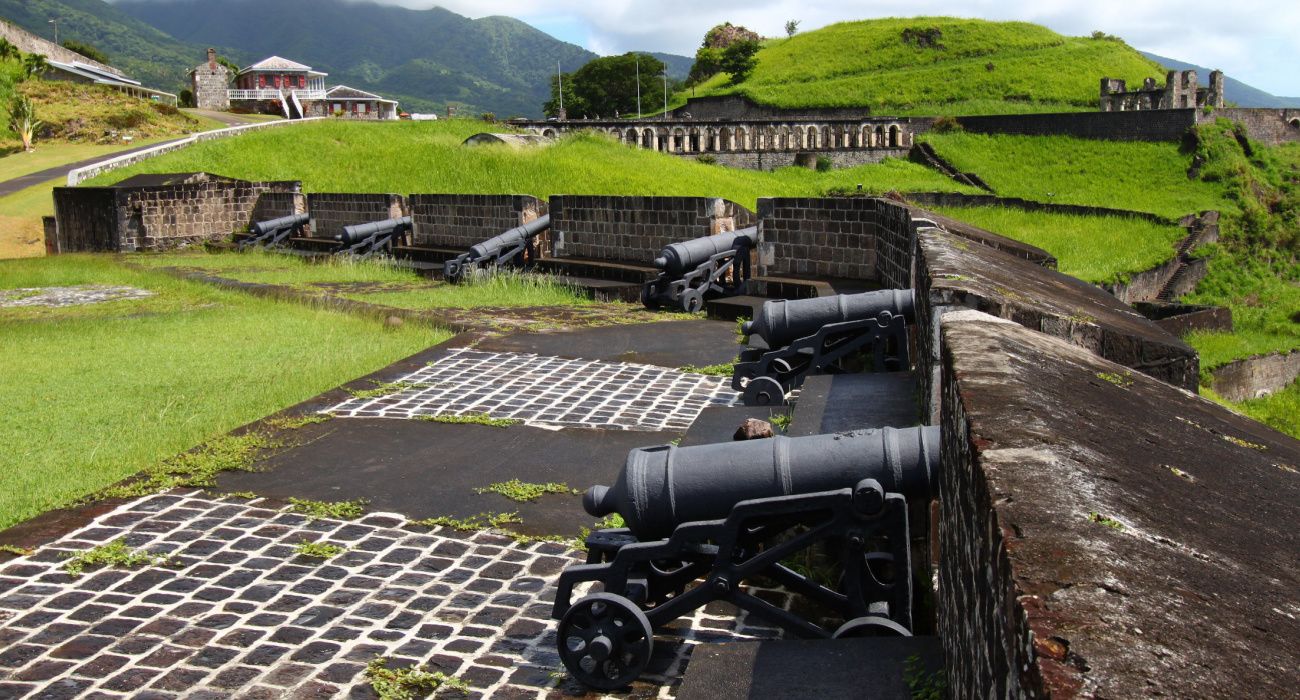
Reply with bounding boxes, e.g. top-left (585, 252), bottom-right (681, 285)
top-left (299, 76), bottom-right (306, 88)
top-left (258, 75), bottom-right (266, 88)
